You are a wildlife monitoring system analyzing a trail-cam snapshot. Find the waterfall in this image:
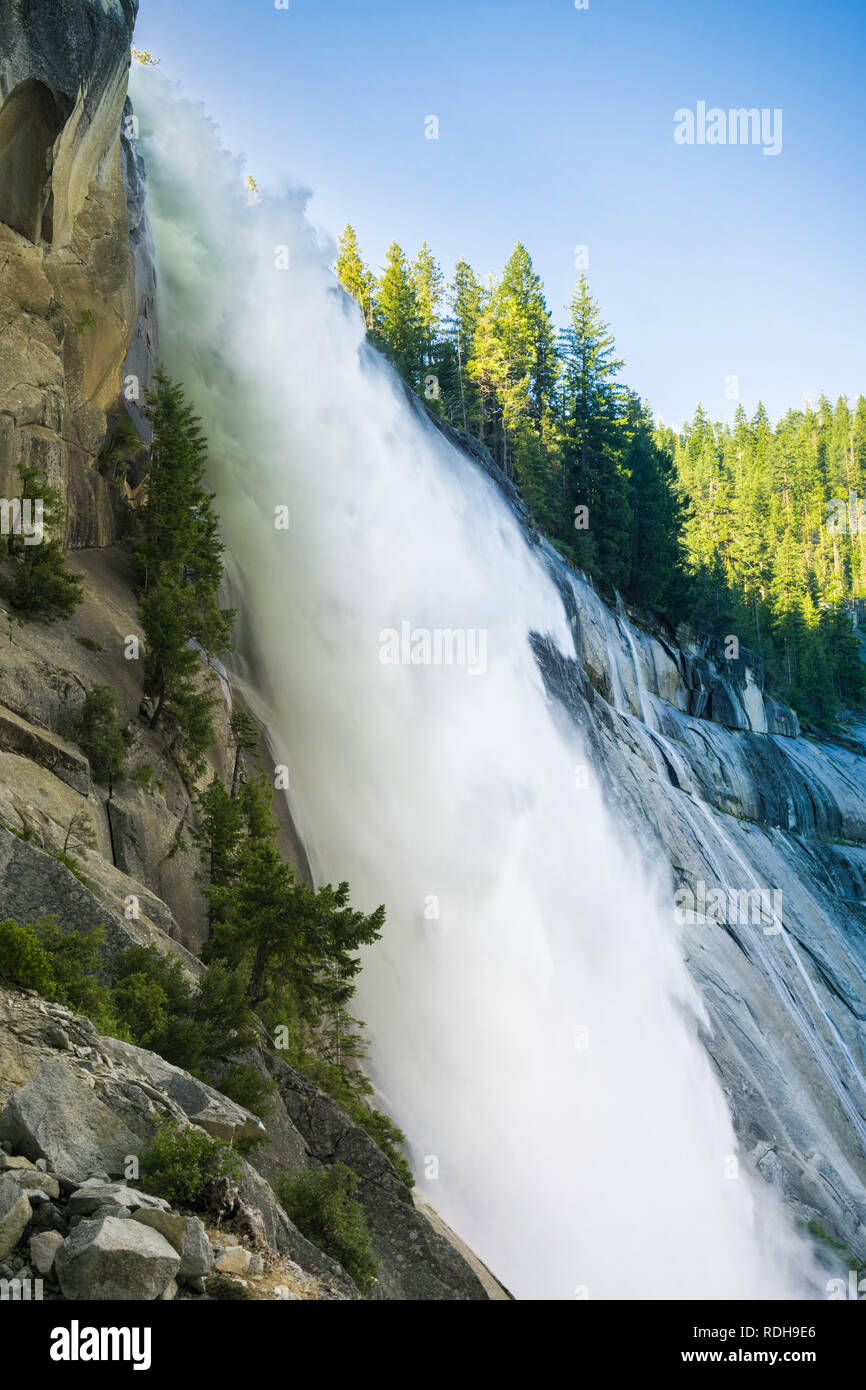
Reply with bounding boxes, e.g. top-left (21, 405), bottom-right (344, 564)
top-left (131, 72), bottom-right (815, 1299)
